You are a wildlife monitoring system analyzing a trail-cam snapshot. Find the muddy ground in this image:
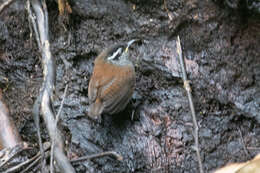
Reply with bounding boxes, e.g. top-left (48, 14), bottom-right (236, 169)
top-left (0, 0), bottom-right (260, 172)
